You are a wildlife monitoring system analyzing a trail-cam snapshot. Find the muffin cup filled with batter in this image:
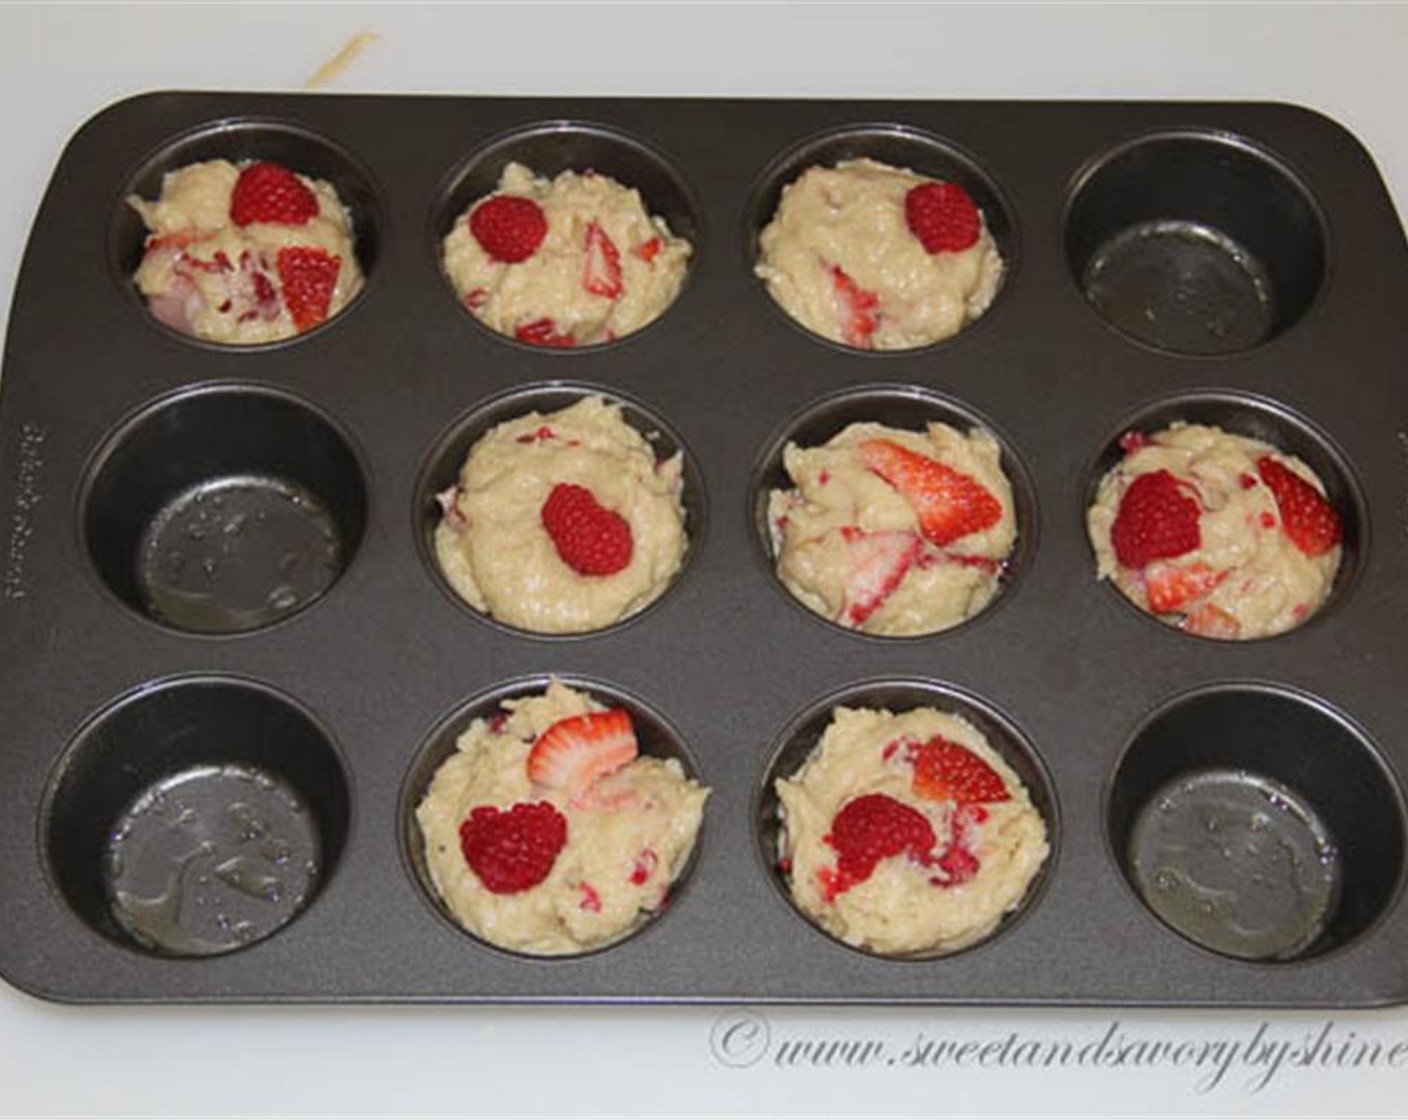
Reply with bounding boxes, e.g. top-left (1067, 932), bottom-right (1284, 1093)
top-left (759, 680), bottom-right (1056, 959)
top-left (418, 385), bottom-right (703, 637)
top-left (114, 120), bottom-right (381, 345)
top-left (404, 677), bottom-right (709, 957)
top-left (1085, 392), bottom-right (1363, 641)
top-left (747, 125), bottom-right (1014, 351)
top-left (751, 385), bottom-right (1034, 638)
top-left (435, 123), bottom-right (700, 347)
